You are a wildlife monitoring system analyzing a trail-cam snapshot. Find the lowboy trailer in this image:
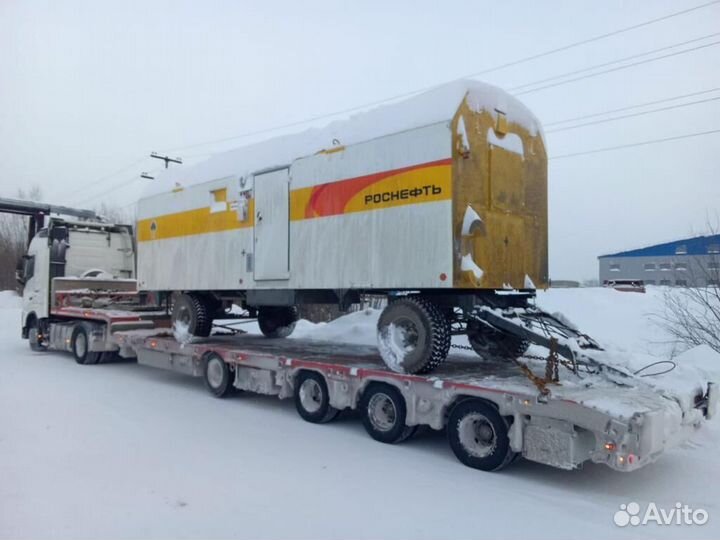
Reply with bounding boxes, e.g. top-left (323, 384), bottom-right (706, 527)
top-left (29, 290), bottom-right (717, 473)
